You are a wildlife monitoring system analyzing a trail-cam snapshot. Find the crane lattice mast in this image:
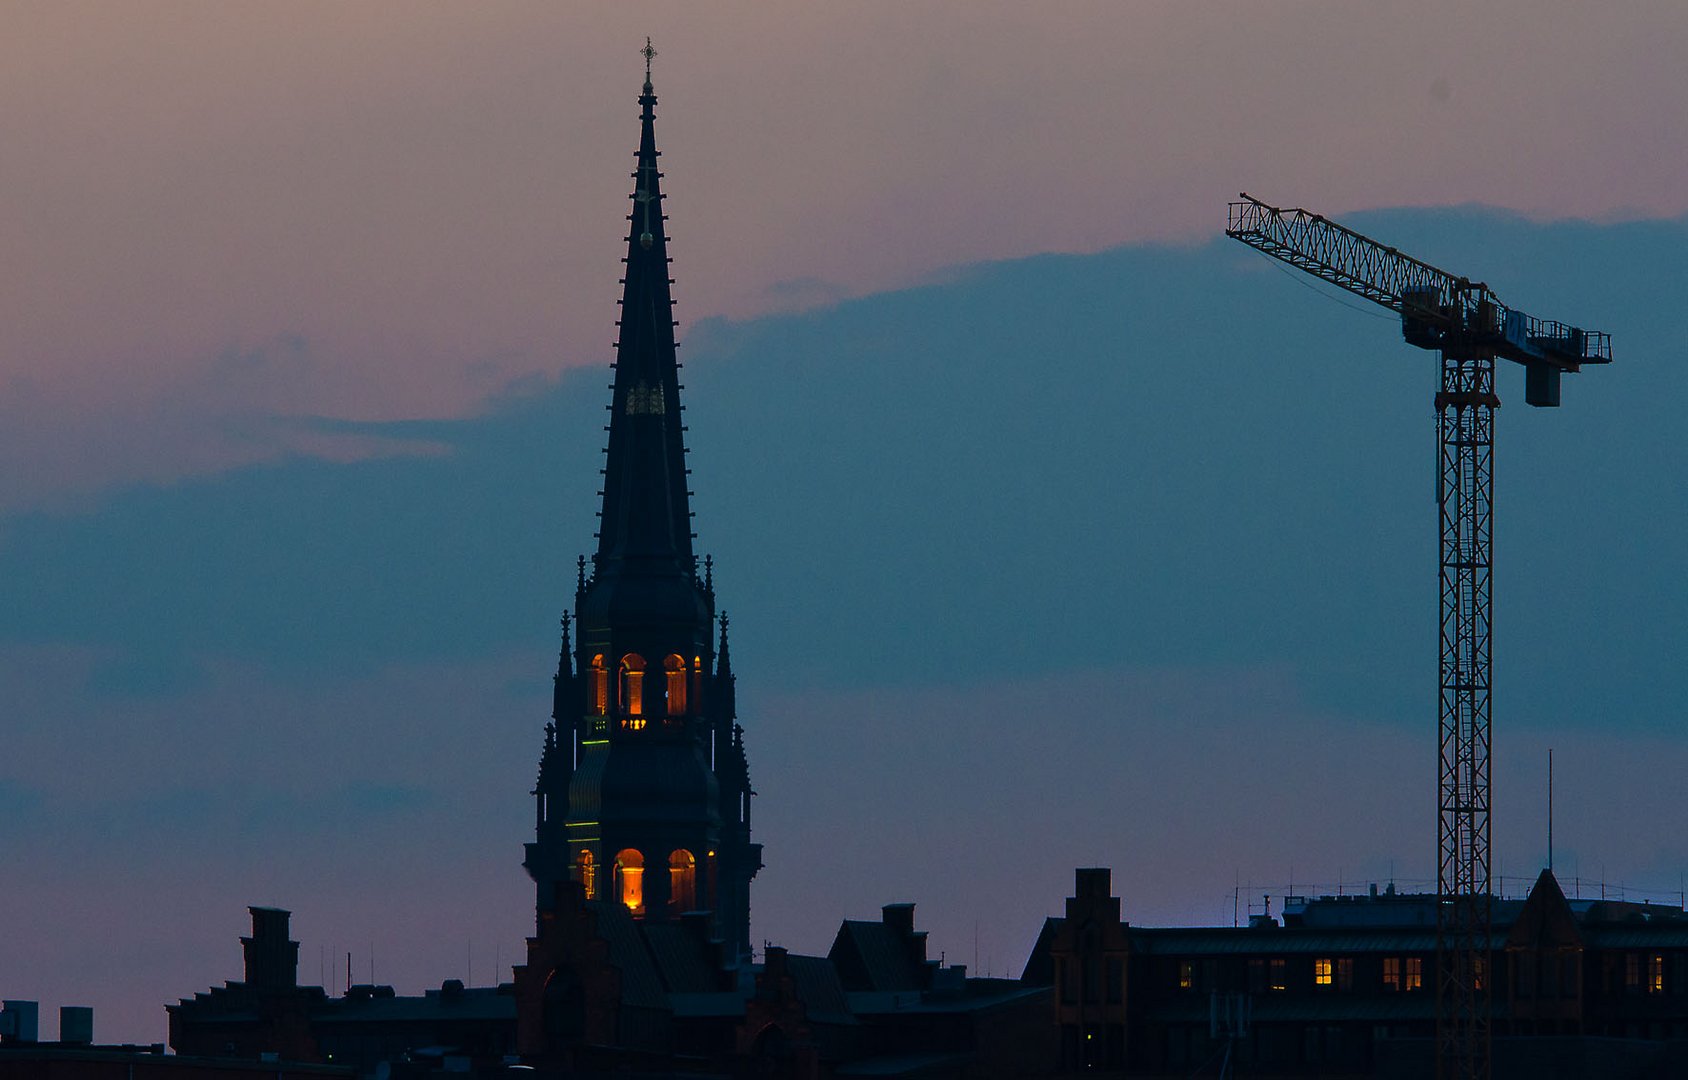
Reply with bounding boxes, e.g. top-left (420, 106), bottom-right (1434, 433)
top-left (1225, 194), bottom-right (1610, 1080)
